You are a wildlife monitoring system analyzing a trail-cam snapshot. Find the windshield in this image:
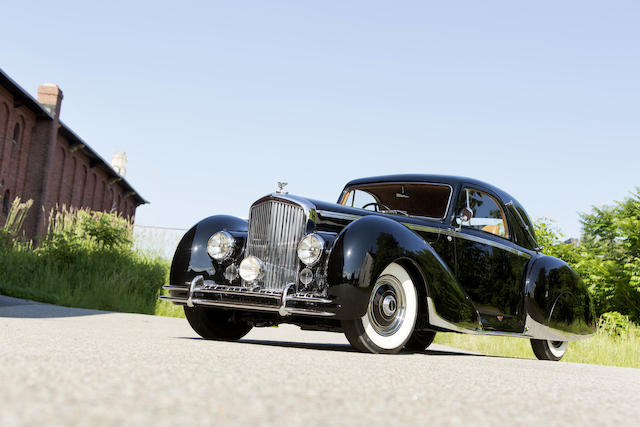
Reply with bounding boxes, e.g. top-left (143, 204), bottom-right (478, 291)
top-left (340, 183), bottom-right (452, 219)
